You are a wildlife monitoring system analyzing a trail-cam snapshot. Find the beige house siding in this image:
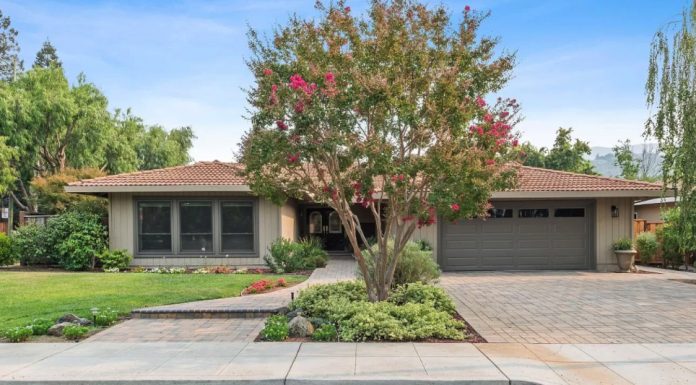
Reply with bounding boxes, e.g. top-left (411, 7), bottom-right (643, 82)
top-left (280, 200), bottom-right (298, 241)
top-left (108, 192), bottom-right (280, 267)
top-left (595, 197), bottom-right (634, 272)
top-left (411, 224), bottom-right (438, 258)
top-left (635, 202), bottom-right (674, 223)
